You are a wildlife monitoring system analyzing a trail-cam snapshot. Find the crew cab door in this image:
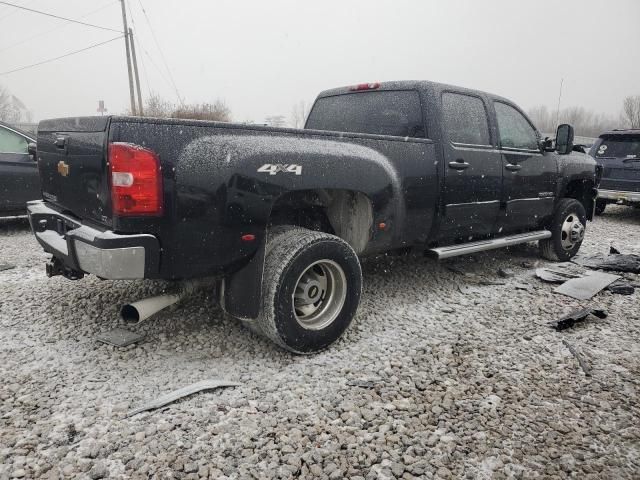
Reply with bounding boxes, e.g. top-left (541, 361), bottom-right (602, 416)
top-left (0, 125), bottom-right (40, 213)
top-left (493, 102), bottom-right (558, 232)
top-left (439, 92), bottom-right (502, 239)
